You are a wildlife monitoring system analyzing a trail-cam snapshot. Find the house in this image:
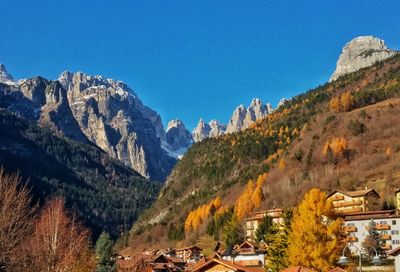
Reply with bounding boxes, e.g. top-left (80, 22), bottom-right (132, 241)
top-left (245, 208), bottom-right (284, 239)
top-left (118, 253), bottom-right (186, 272)
top-left (327, 188), bottom-right (380, 214)
top-left (191, 257), bottom-right (264, 272)
top-left (342, 209), bottom-right (400, 252)
top-left (176, 246), bottom-right (202, 263)
top-left (221, 241), bottom-right (266, 268)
